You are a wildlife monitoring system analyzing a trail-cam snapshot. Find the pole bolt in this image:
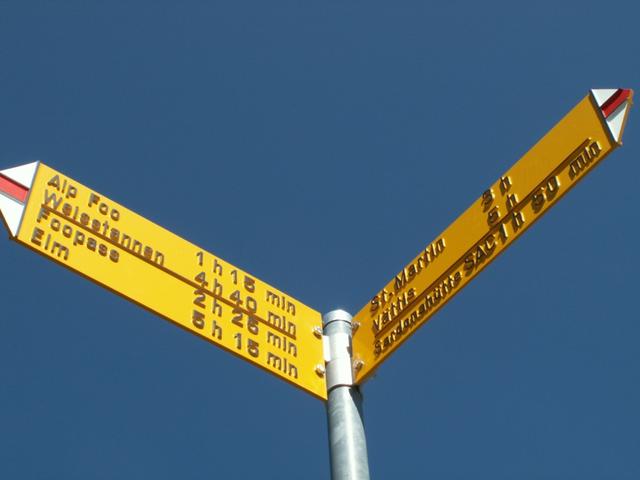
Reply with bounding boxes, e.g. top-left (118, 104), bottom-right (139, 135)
top-left (351, 321), bottom-right (360, 333)
top-left (315, 364), bottom-right (326, 377)
top-left (312, 326), bottom-right (323, 338)
top-left (353, 359), bottom-right (364, 371)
